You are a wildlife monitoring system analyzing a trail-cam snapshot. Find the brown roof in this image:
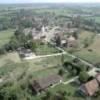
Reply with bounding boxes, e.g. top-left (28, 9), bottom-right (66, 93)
top-left (96, 73), bottom-right (100, 84)
top-left (32, 74), bottom-right (62, 92)
top-left (80, 79), bottom-right (99, 96)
